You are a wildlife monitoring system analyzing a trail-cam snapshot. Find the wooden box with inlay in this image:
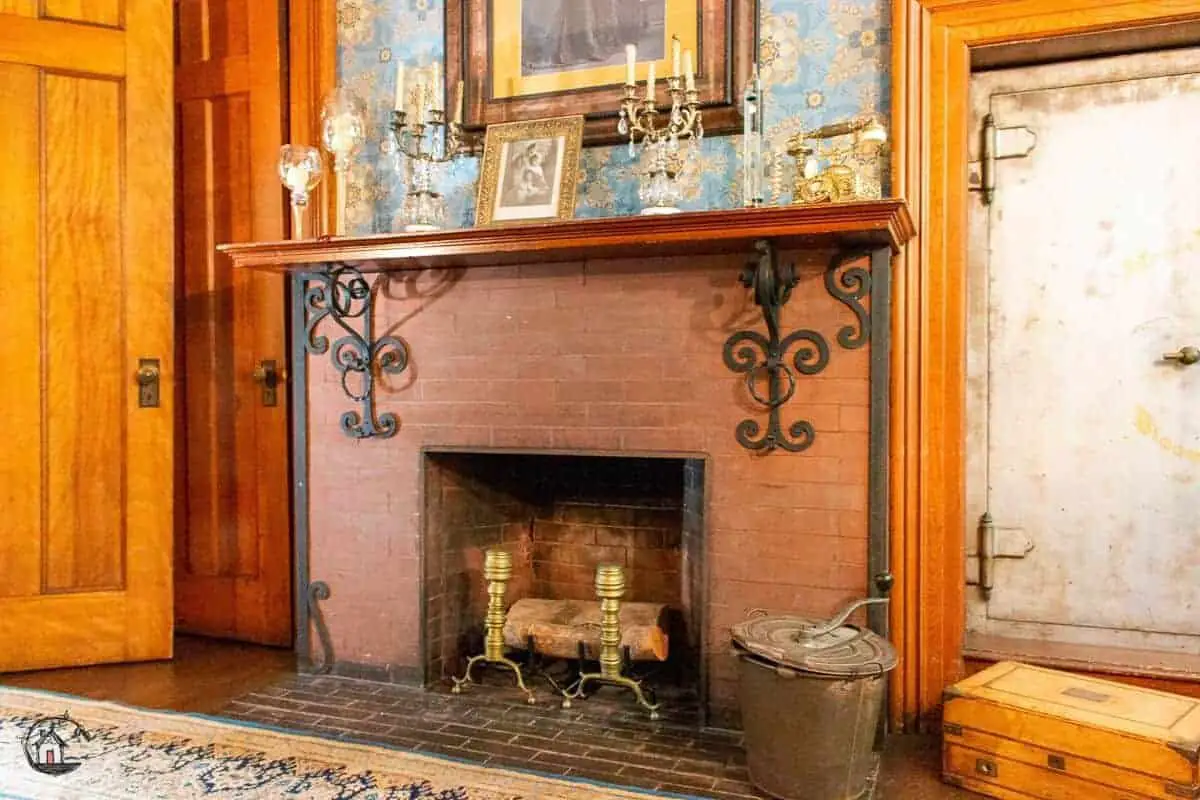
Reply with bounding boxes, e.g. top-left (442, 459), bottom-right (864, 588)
top-left (942, 661), bottom-right (1200, 799)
